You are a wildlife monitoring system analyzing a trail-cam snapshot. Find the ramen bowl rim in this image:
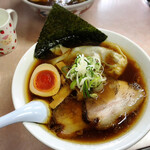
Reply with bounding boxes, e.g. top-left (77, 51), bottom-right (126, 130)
top-left (12, 28), bottom-right (150, 150)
